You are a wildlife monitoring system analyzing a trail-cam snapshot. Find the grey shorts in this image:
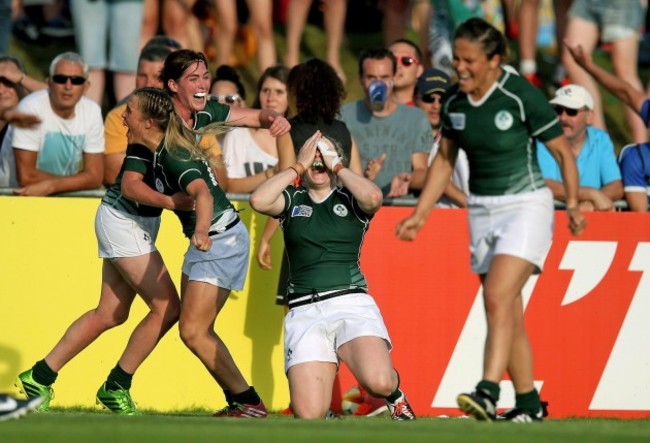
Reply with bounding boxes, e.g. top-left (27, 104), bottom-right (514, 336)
top-left (182, 221), bottom-right (250, 291)
top-left (569, 0), bottom-right (646, 42)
